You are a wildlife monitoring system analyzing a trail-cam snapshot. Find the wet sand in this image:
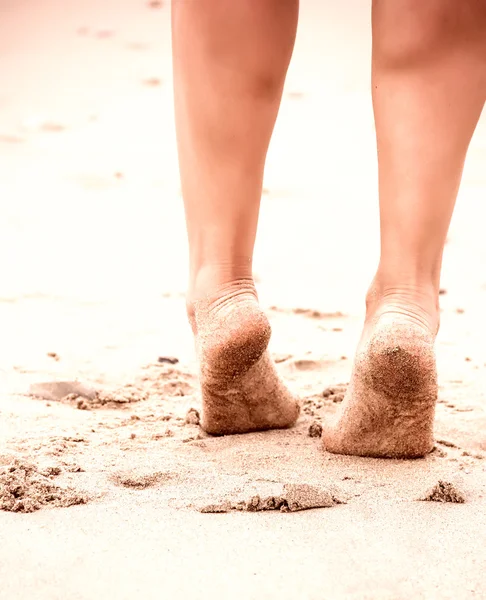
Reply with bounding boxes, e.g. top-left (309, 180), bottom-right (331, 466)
top-left (1, 1), bottom-right (486, 598)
